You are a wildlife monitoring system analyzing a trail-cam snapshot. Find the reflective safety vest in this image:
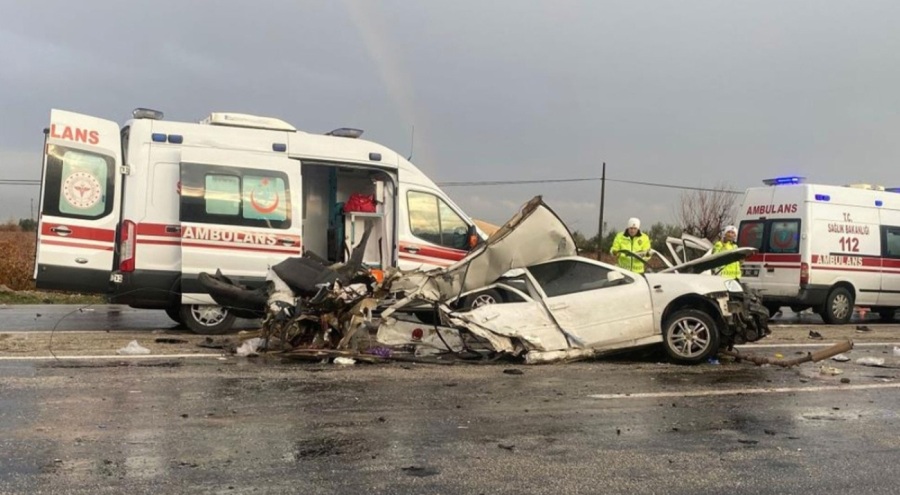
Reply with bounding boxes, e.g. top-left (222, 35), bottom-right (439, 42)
top-left (712, 240), bottom-right (741, 279)
top-left (611, 231), bottom-right (651, 273)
